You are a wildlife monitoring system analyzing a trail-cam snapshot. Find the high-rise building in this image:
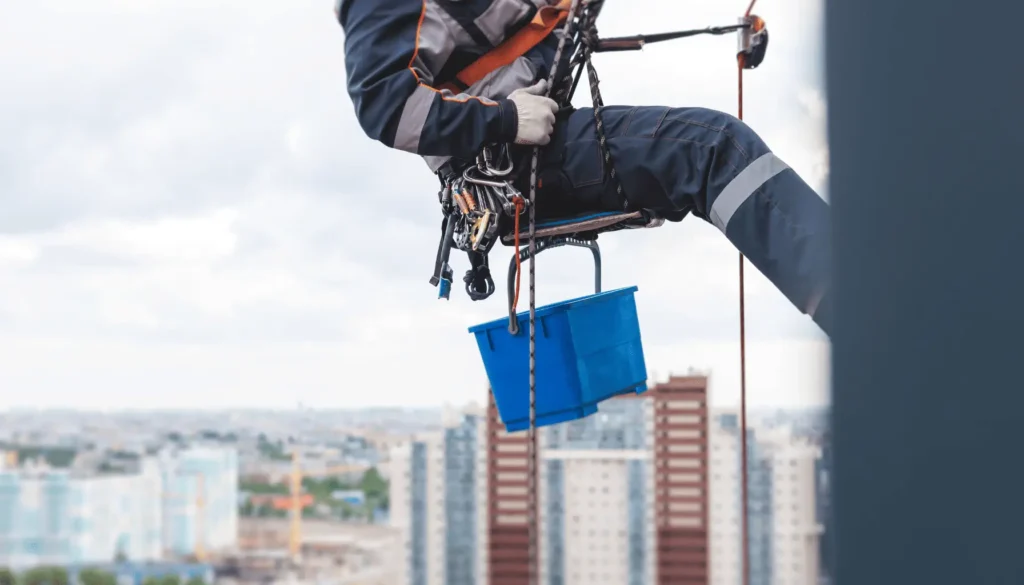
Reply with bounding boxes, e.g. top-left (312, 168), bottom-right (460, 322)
top-left (0, 458), bottom-right (164, 569)
top-left (389, 405), bottom-right (488, 585)
top-left (708, 412), bottom-right (743, 585)
top-left (484, 375), bottom-right (712, 585)
top-left (815, 431), bottom-right (833, 585)
top-left (0, 445), bottom-right (240, 569)
top-left (708, 413), bottom-right (825, 585)
top-left (392, 375), bottom-right (824, 585)
top-left (766, 438), bottom-right (823, 585)
top-left (160, 446), bottom-right (240, 558)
